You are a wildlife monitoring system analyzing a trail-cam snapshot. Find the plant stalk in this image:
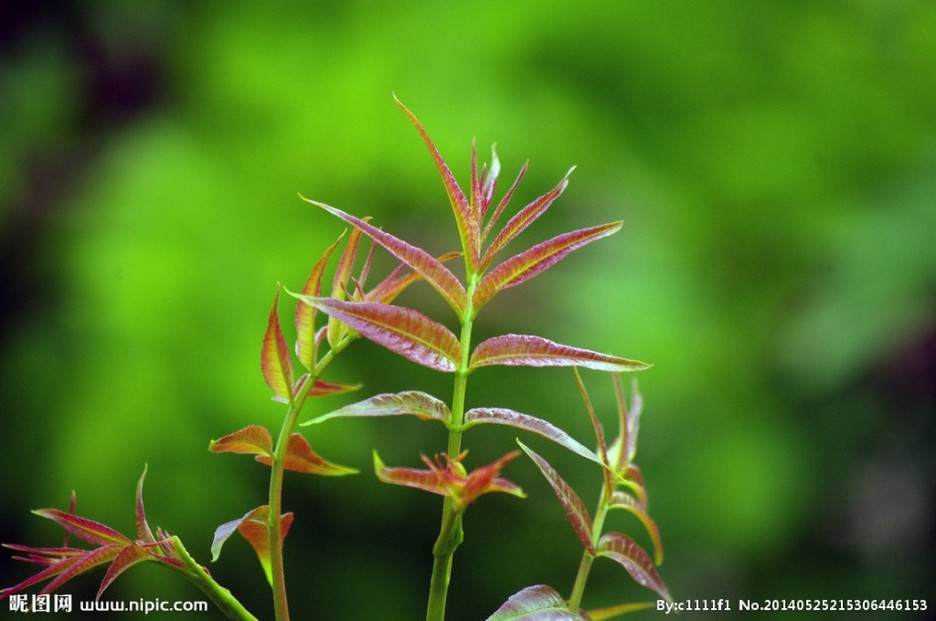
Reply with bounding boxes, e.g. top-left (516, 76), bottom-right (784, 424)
top-left (172, 536), bottom-right (259, 621)
top-left (268, 341), bottom-right (347, 621)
